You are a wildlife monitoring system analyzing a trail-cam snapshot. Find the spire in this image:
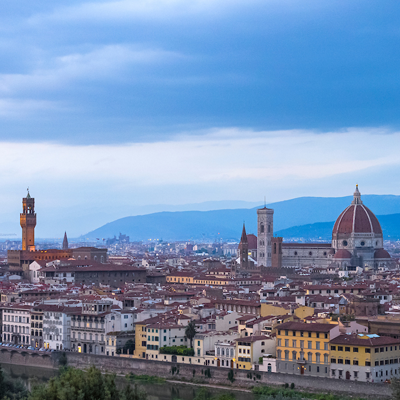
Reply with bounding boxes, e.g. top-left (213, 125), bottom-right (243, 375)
top-left (240, 223), bottom-right (248, 243)
top-left (62, 231), bottom-right (69, 250)
top-left (352, 184), bottom-right (363, 205)
top-left (26, 187), bottom-right (31, 199)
